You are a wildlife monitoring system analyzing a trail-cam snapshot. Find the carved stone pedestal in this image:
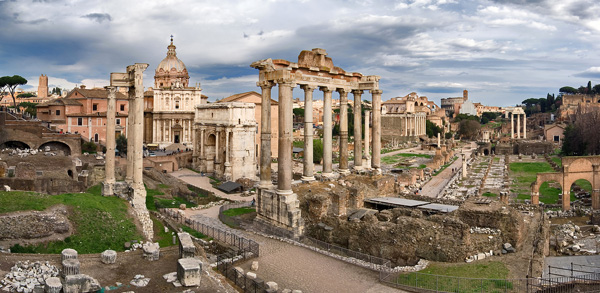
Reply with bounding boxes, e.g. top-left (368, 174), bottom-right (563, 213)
top-left (255, 189), bottom-right (304, 239)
